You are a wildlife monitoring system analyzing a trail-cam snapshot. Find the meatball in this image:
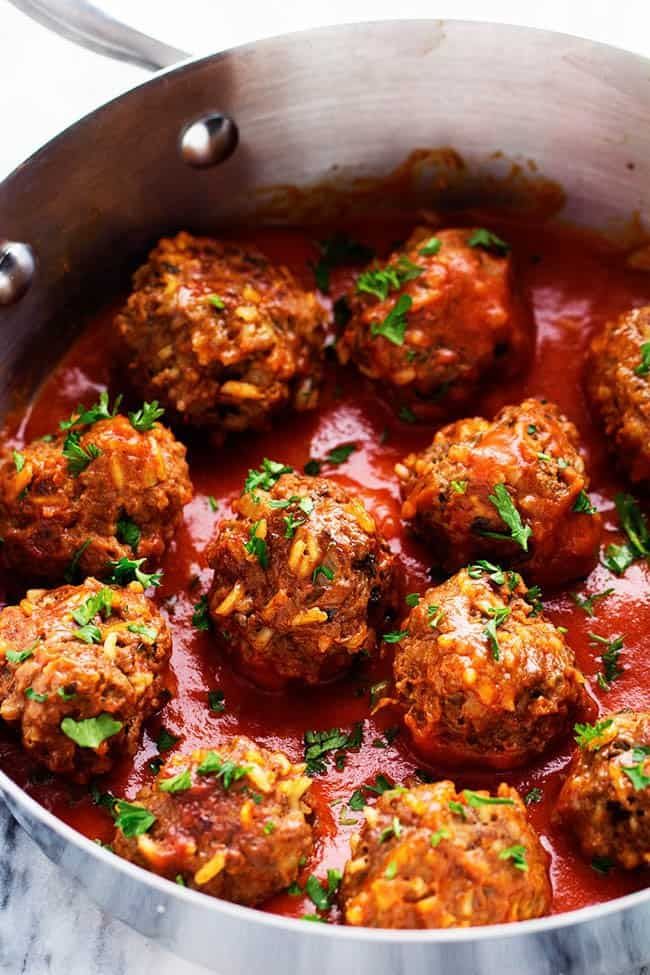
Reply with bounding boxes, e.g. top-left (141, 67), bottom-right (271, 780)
top-left (337, 226), bottom-right (530, 419)
top-left (0, 407), bottom-right (192, 582)
top-left (340, 780), bottom-right (551, 928)
top-left (207, 465), bottom-right (395, 688)
top-left (0, 578), bottom-right (171, 780)
top-left (396, 398), bottom-right (601, 585)
top-left (557, 711), bottom-right (650, 869)
top-left (115, 232), bottom-right (327, 437)
top-left (393, 566), bottom-right (586, 769)
top-left (113, 736), bottom-right (313, 905)
top-left (587, 306), bottom-right (650, 483)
